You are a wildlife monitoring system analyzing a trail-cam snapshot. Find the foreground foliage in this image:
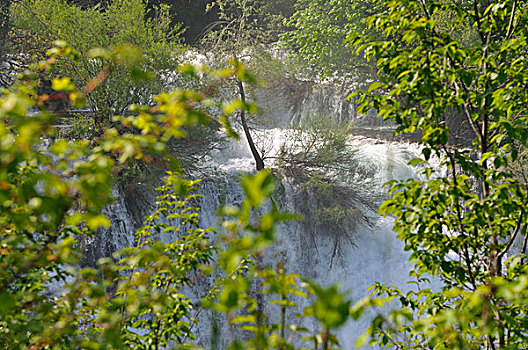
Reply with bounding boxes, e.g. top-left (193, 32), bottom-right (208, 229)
top-left (352, 0), bottom-right (528, 348)
top-left (0, 43), bottom-right (354, 349)
top-left (0, 42), bottom-right (209, 348)
top-left (5, 0), bottom-right (528, 348)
